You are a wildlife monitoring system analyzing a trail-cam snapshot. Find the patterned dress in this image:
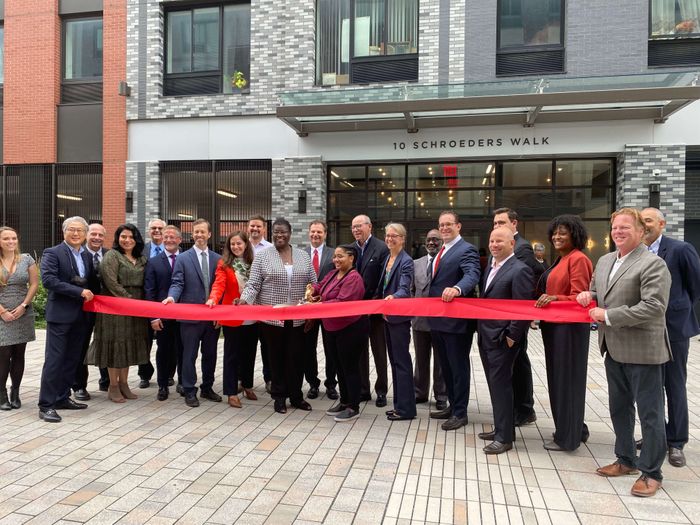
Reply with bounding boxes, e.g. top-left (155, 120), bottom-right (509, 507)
top-left (87, 250), bottom-right (150, 368)
top-left (0, 254), bottom-right (36, 346)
